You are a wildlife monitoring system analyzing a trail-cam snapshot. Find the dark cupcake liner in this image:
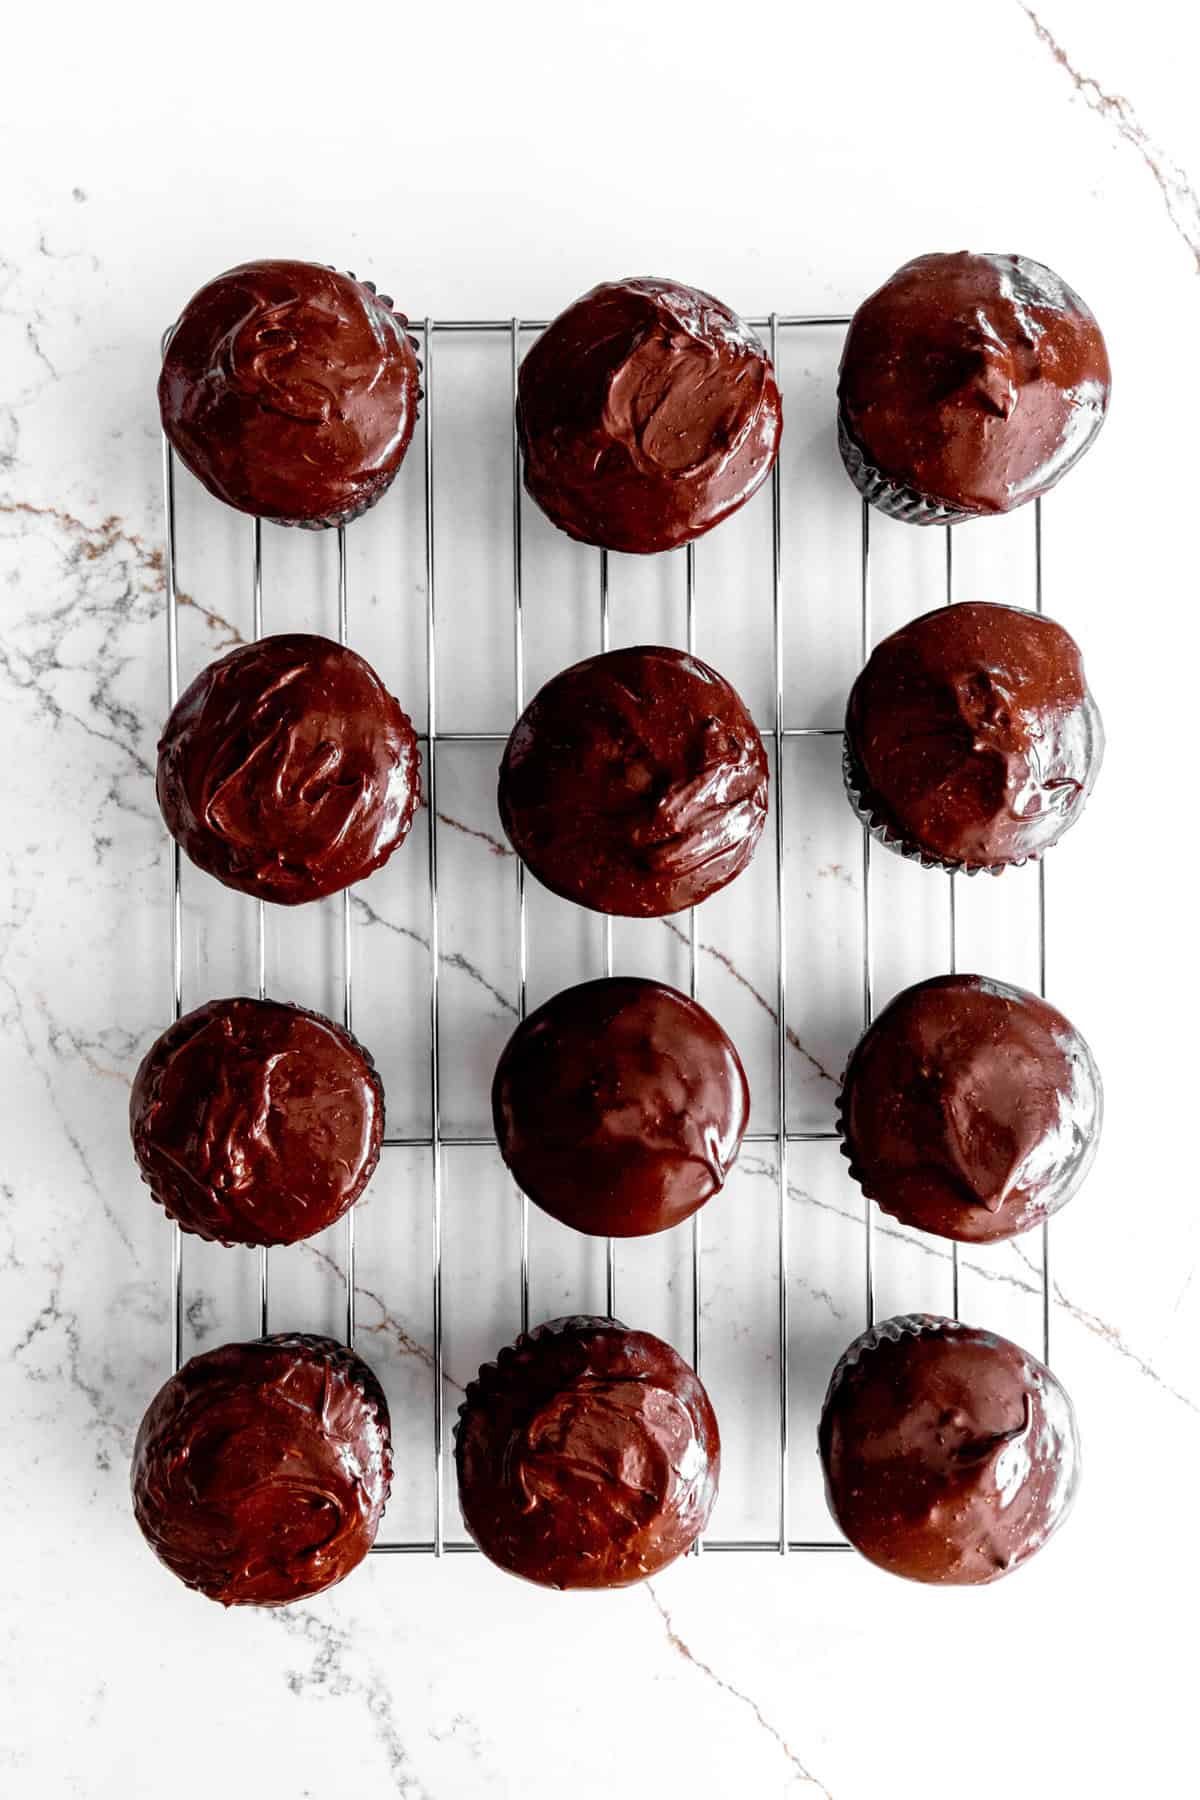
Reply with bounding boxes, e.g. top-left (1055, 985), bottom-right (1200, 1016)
top-left (261, 1329), bottom-right (393, 1439)
top-left (281, 271), bottom-right (423, 532)
top-left (821, 1312), bottom-right (954, 1420)
top-left (286, 478), bottom-right (398, 532)
top-left (837, 409), bottom-right (974, 528)
top-left (163, 268), bottom-right (423, 534)
top-left (130, 996), bottom-right (387, 1249)
top-left (820, 1313), bottom-right (1070, 1436)
top-left (843, 686), bottom-right (1105, 879)
top-left (261, 1332), bottom-right (395, 1536)
top-left (833, 1014), bottom-right (1105, 1243)
top-left (819, 1312), bottom-right (1081, 1588)
top-left (453, 1314), bottom-right (623, 1448)
top-left (842, 737), bottom-right (1011, 877)
top-left (834, 1070), bottom-right (876, 1215)
top-left (165, 1331), bottom-right (393, 1535)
